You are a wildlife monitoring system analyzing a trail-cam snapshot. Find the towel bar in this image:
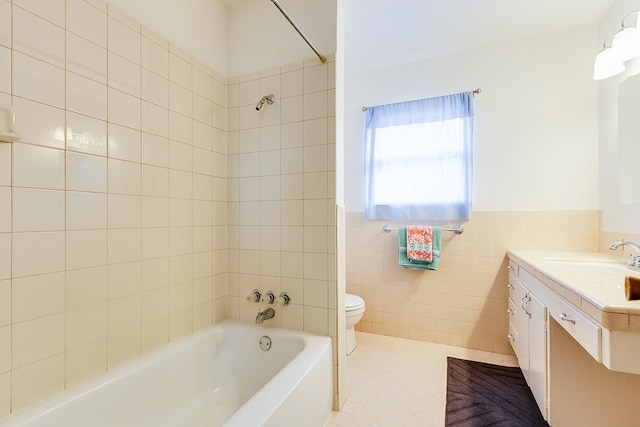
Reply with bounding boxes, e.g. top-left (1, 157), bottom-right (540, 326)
top-left (382, 224), bottom-right (464, 235)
